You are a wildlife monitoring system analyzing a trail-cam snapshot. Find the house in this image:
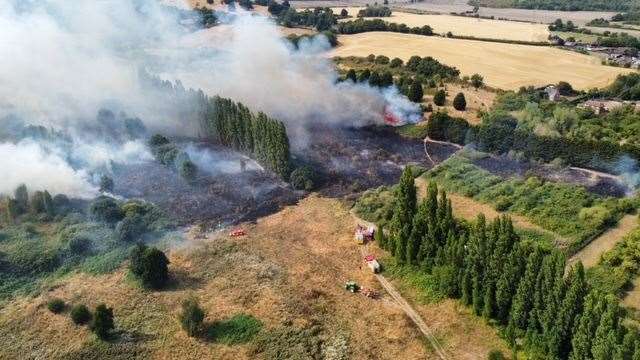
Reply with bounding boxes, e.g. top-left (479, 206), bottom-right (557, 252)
top-left (545, 86), bottom-right (560, 102)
